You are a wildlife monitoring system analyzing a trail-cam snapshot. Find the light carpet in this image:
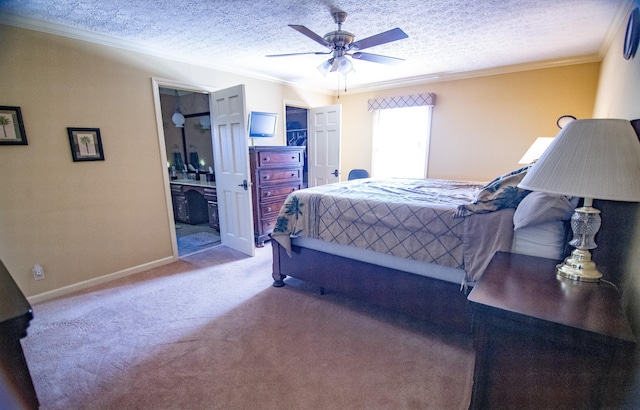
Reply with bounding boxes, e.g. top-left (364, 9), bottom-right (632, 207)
top-left (21, 245), bottom-right (475, 409)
